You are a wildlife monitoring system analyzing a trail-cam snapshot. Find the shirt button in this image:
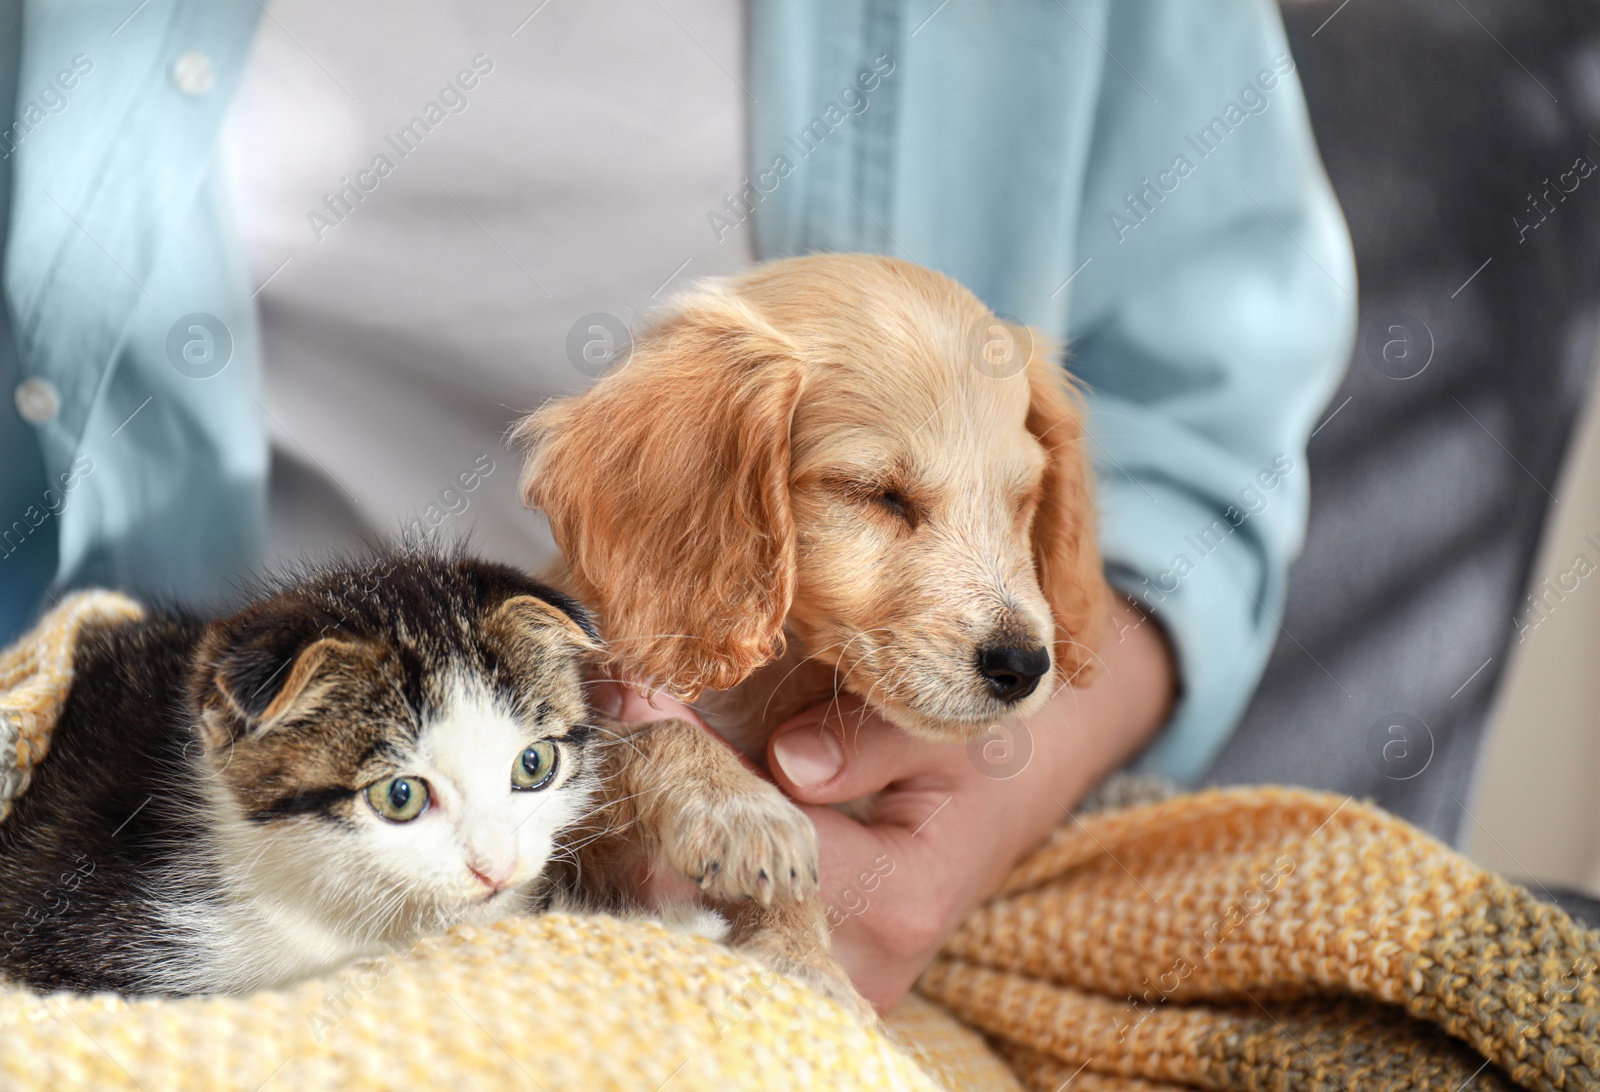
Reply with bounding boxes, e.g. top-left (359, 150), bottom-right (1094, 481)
top-left (172, 52), bottom-right (215, 96)
top-left (14, 378), bottom-right (60, 425)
